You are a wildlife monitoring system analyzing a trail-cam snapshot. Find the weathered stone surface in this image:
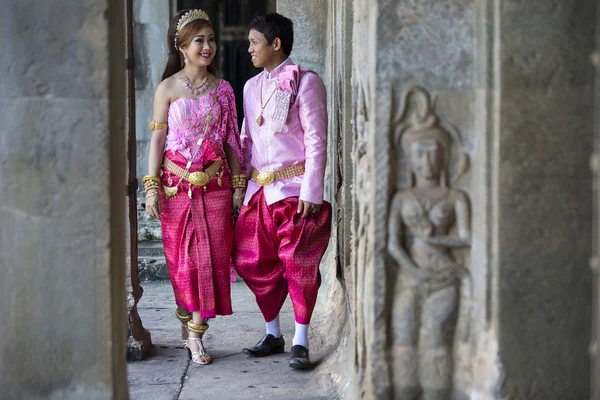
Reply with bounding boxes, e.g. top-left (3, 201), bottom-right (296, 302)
top-left (0, 0), bottom-right (127, 398)
top-left (128, 281), bottom-right (339, 400)
top-left (346, 0), bottom-right (594, 399)
top-left (492, 1), bottom-right (594, 398)
top-left (134, 0), bottom-right (170, 183)
top-left (277, 1), bottom-right (328, 77)
top-left (127, 0), bottom-right (152, 363)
